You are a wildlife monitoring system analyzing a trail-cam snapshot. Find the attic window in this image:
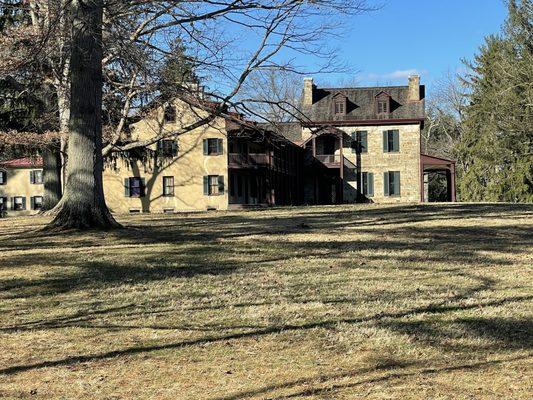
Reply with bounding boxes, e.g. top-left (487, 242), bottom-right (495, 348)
top-left (376, 93), bottom-right (391, 115)
top-left (377, 100), bottom-right (388, 114)
top-left (334, 98), bottom-right (346, 115)
top-left (164, 105), bottom-right (176, 122)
